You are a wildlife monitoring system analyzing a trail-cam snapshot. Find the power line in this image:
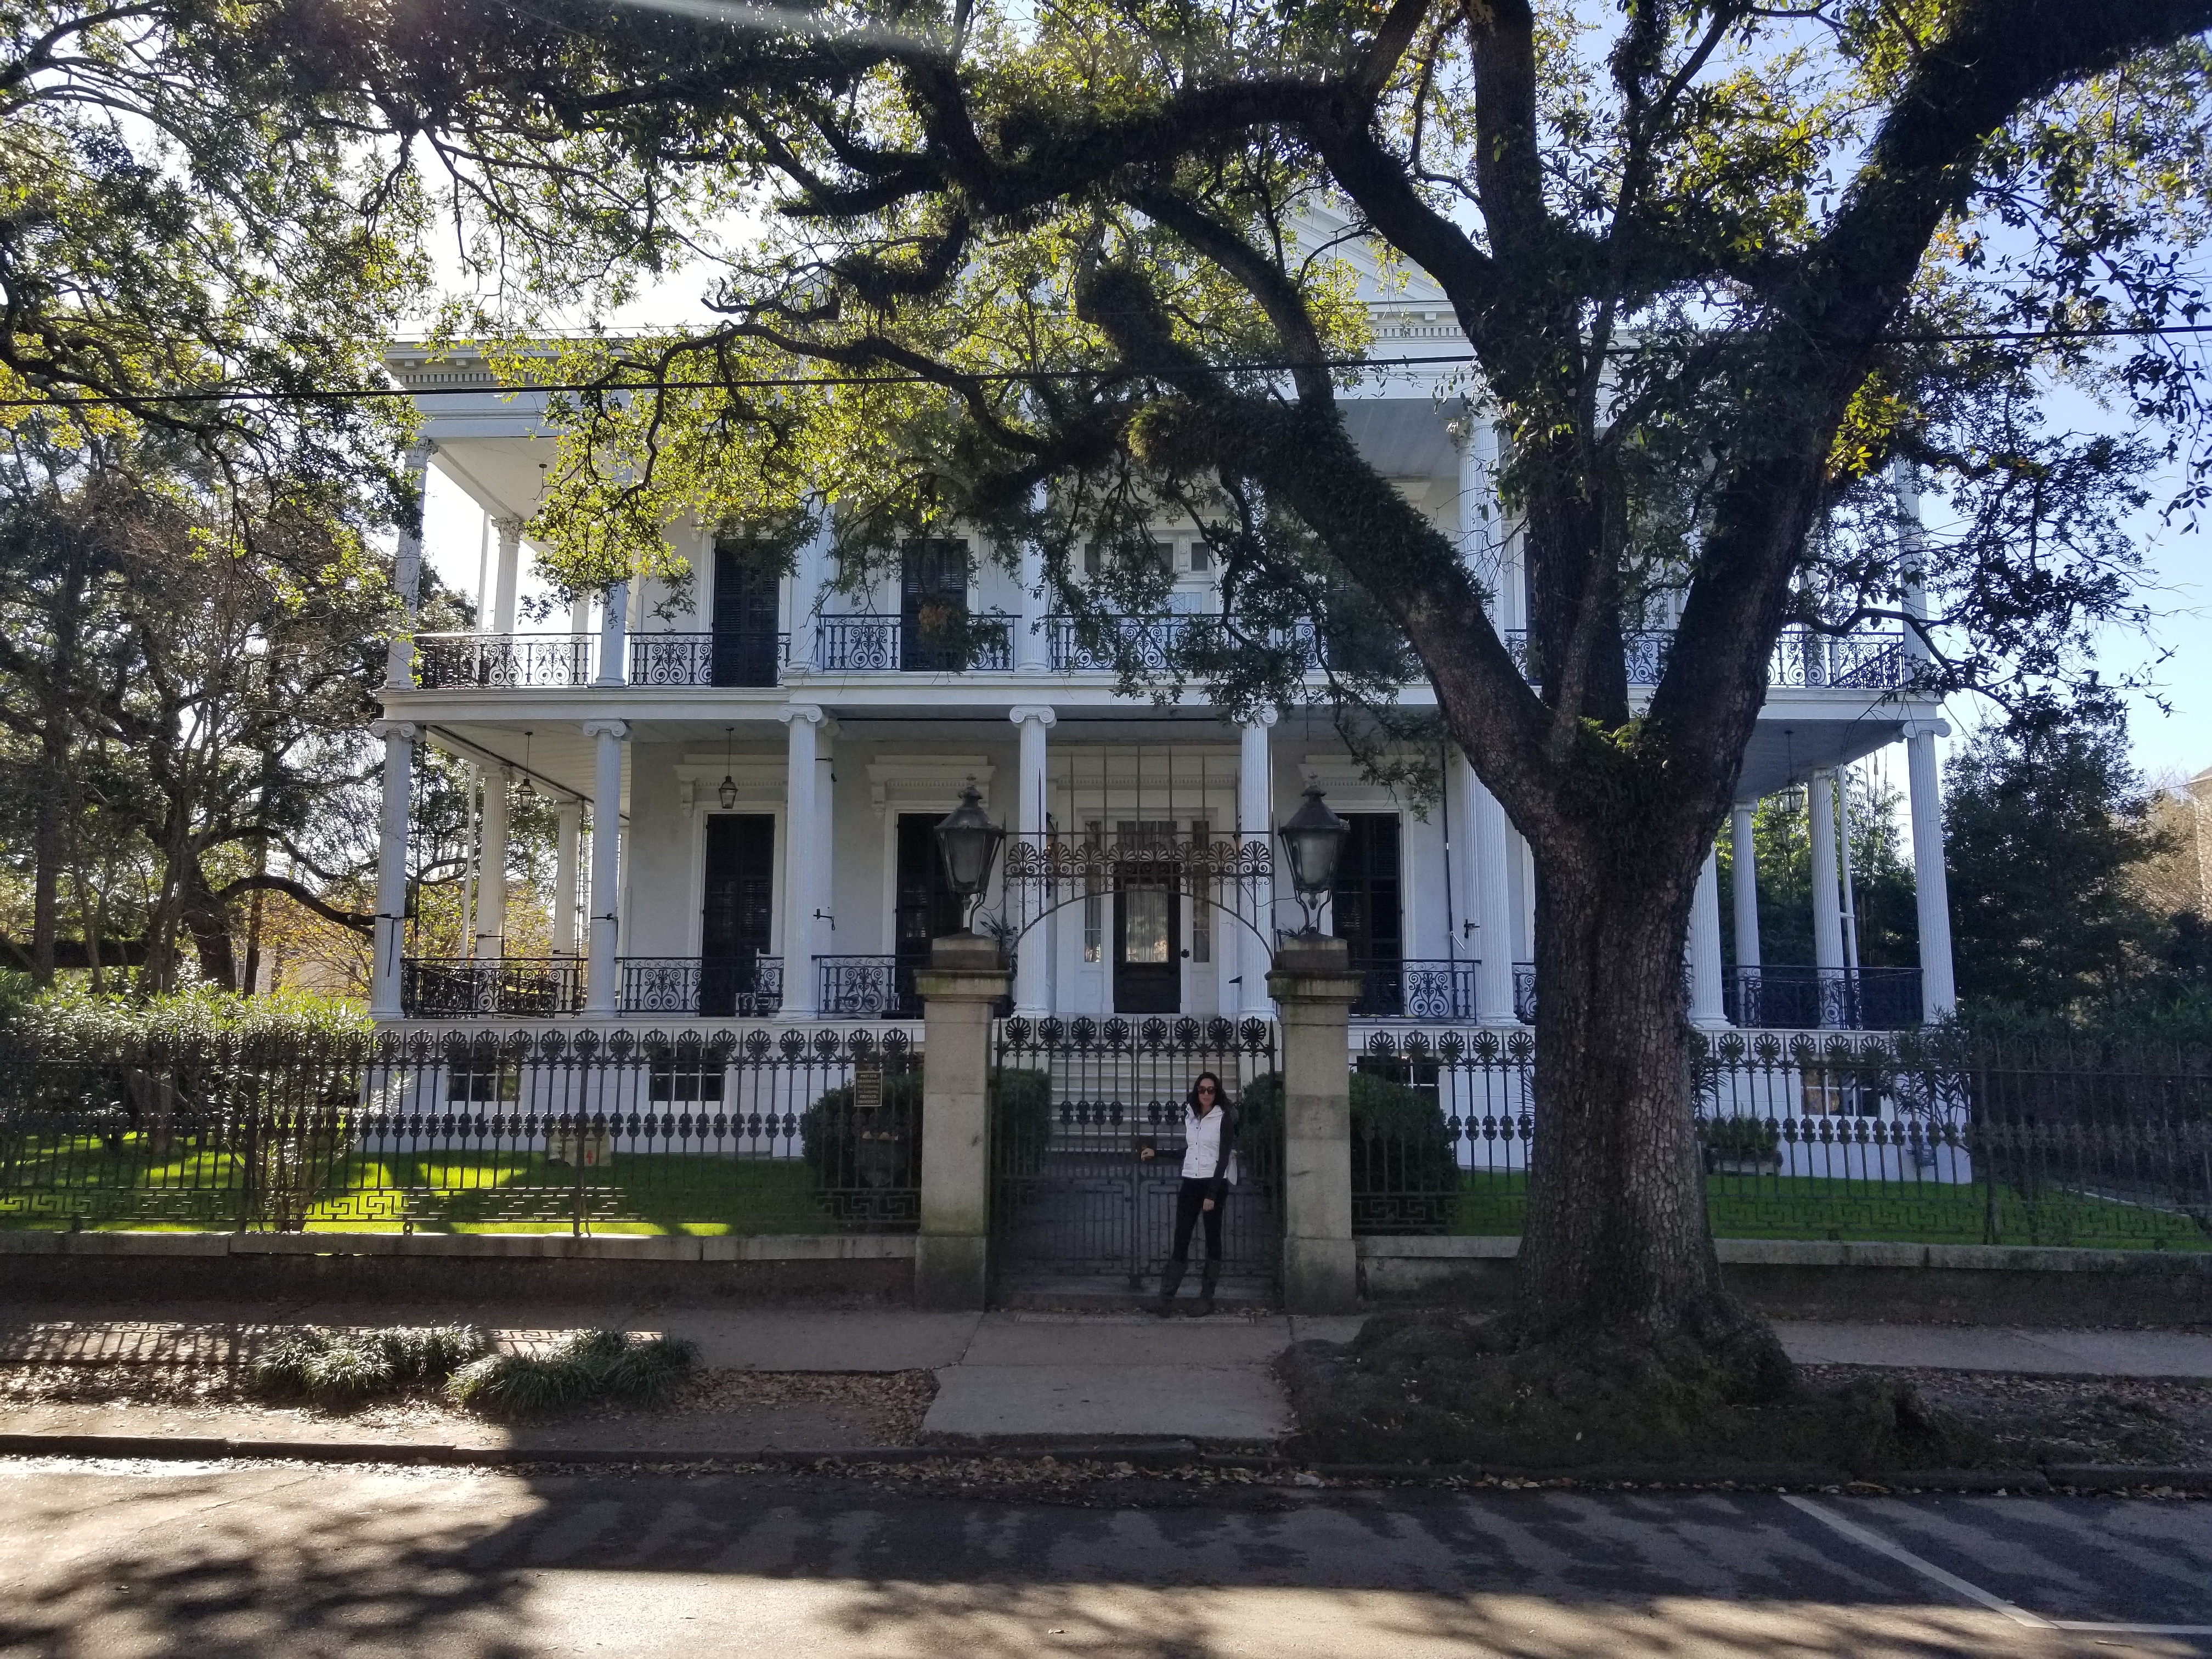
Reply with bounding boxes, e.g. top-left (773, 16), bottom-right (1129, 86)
top-left (6, 320), bottom-right (2209, 410)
